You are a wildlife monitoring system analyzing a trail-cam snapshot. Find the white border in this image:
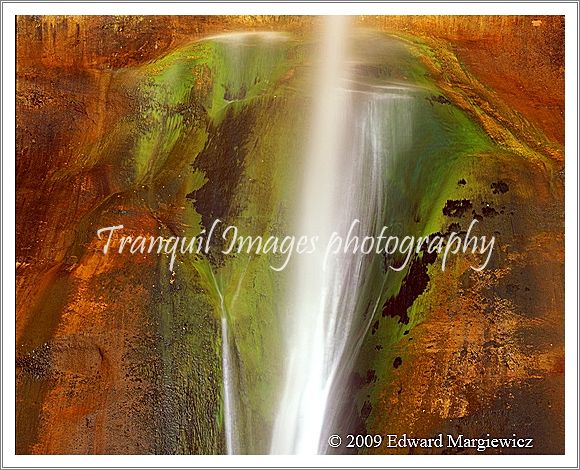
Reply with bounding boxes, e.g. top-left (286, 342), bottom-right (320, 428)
top-left (0, 1), bottom-right (577, 15)
top-left (2, 2), bottom-right (578, 468)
